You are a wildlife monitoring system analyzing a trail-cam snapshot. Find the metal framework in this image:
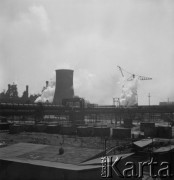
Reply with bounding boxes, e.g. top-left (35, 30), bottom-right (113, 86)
top-left (0, 103), bottom-right (174, 125)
